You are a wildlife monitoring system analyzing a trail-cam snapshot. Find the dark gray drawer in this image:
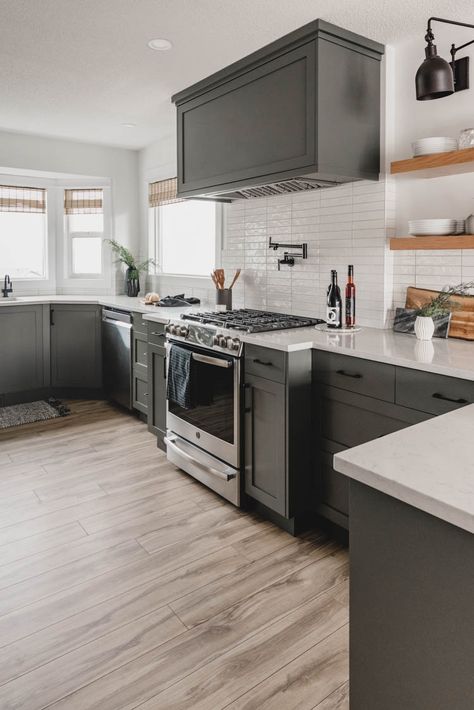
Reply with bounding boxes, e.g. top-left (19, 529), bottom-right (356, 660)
top-left (147, 321), bottom-right (166, 347)
top-left (396, 367), bottom-right (474, 416)
top-left (133, 332), bottom-right (148, 374)
top-left (133, 372), bottom-right (149, 414)
top-left (313, 350), bottom-right (395, 402)
top-left (317, 386), bottom-right (428, 449)
top-left (132, 312), bottom-right (148, 334)
top-left (245, 344), bottom-right (287, 383)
